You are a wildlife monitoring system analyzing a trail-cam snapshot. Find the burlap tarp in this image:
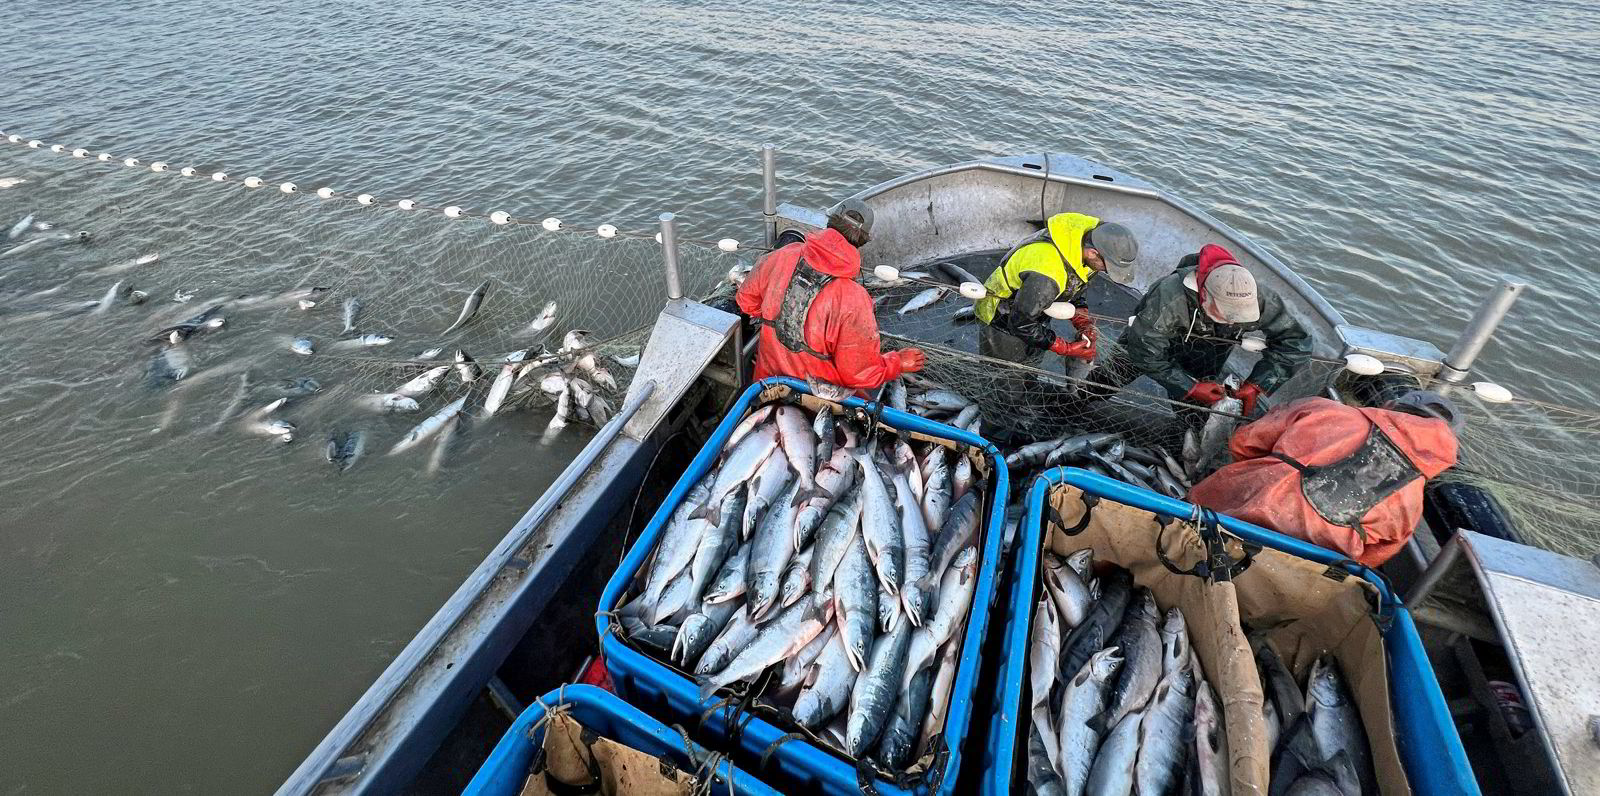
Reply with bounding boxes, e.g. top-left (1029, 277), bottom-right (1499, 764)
top-left (1044, 485), bottom-right (1408, 795)
top-left (519, 710), bottom-right (696, 796)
